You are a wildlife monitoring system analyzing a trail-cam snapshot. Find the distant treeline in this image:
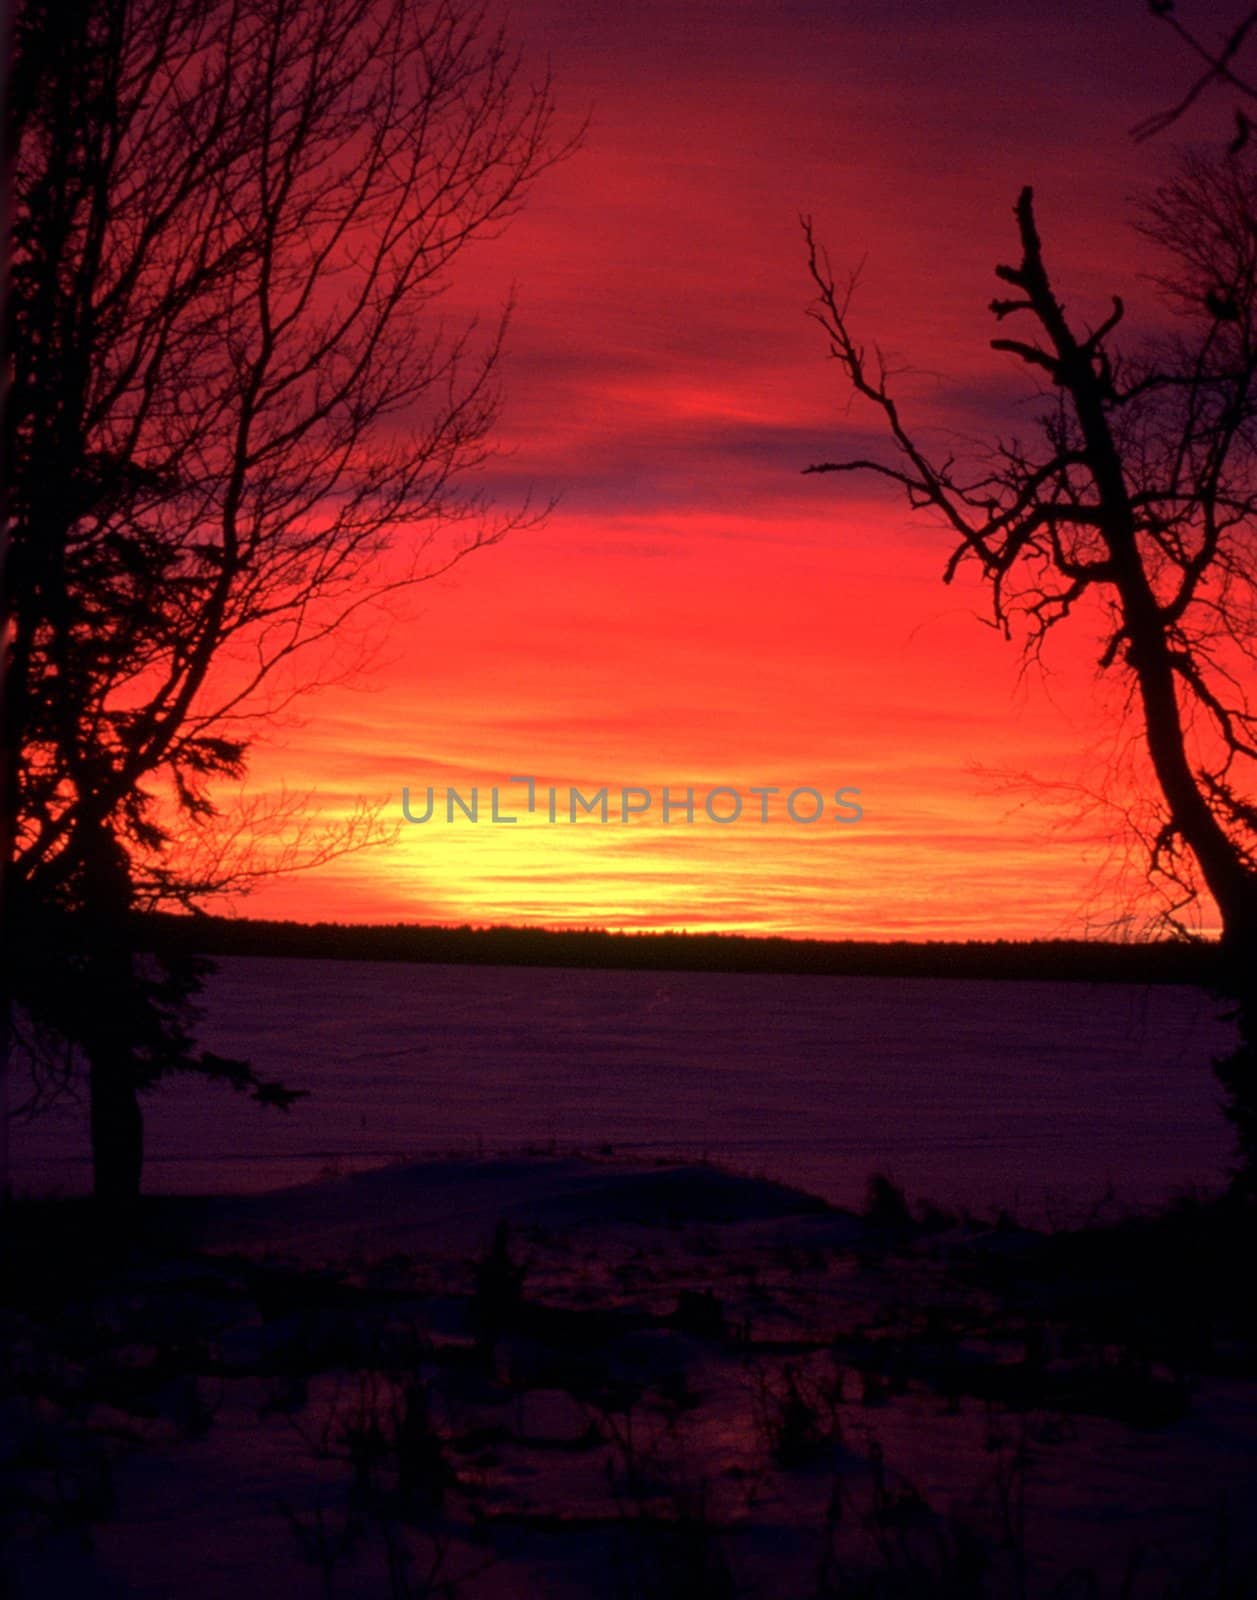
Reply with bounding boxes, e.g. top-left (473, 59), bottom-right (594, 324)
top-left (135, 912), bottom-right (1225, 985)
